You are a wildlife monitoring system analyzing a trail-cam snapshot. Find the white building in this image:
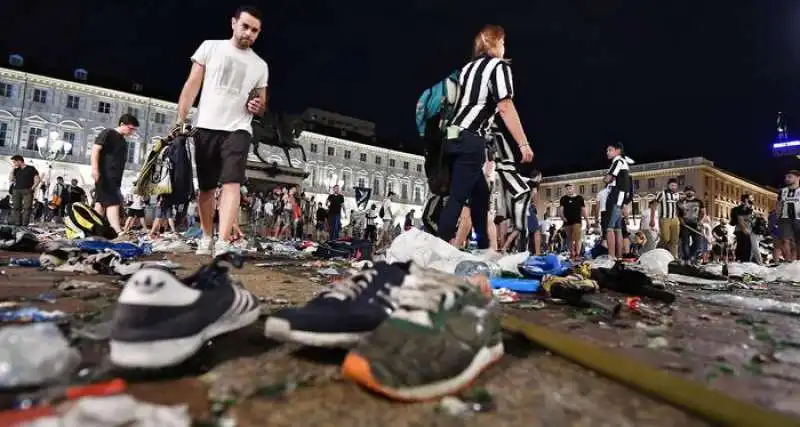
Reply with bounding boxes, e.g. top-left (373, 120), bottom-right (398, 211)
top-left (0, 58), bottom-right (427, 220)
